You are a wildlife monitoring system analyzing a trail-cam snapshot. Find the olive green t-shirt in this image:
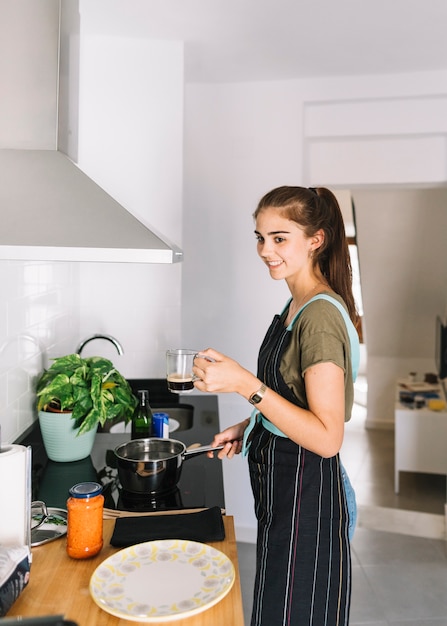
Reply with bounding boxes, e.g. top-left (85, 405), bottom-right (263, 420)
top-left (280, 292), bottom-right (354, 422)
